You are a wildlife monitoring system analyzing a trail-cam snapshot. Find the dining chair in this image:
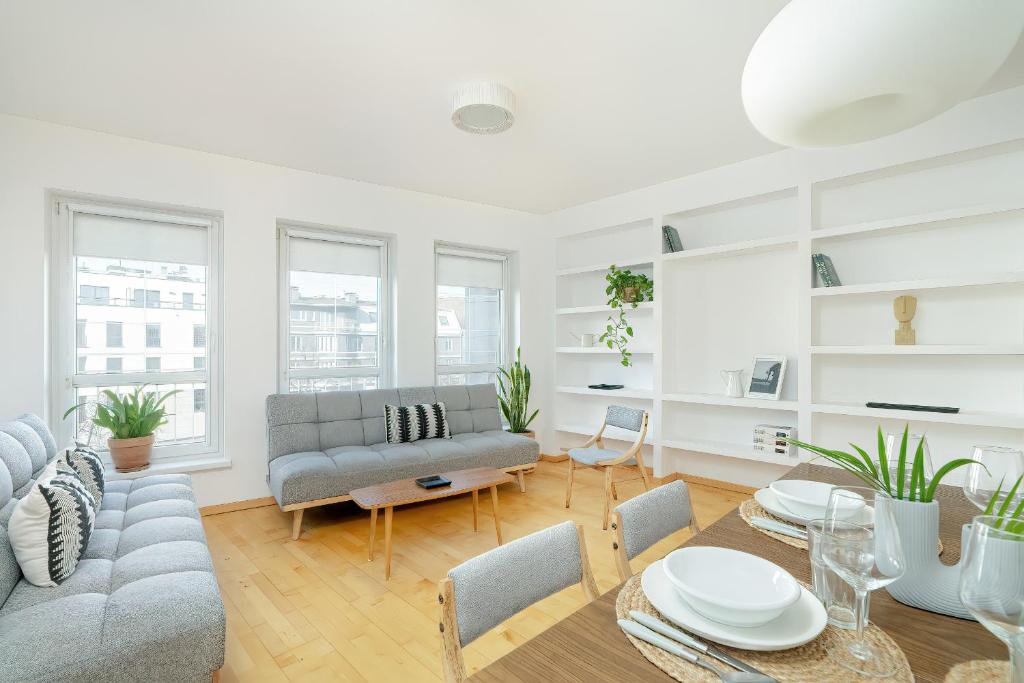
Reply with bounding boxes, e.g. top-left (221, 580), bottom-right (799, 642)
top-left (611, 480), bottom-right (700, 582)
top-left (438, 520), bottom-right (599, 682)
top-left (563, 405), bottom-right (652, 530)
